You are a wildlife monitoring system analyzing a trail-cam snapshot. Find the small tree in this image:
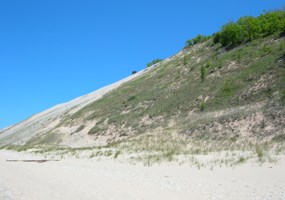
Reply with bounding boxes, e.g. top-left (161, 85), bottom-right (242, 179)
top-left (200, 65), bottom-right (206, 82)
